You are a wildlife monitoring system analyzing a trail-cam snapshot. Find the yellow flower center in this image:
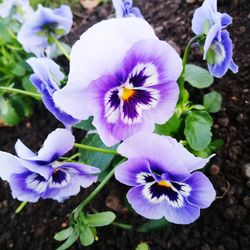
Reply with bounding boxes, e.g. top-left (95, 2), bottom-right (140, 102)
top-left (121, 87), bottom-right (135, 101)
top-left (158, 180), bottom-right (171, 188)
